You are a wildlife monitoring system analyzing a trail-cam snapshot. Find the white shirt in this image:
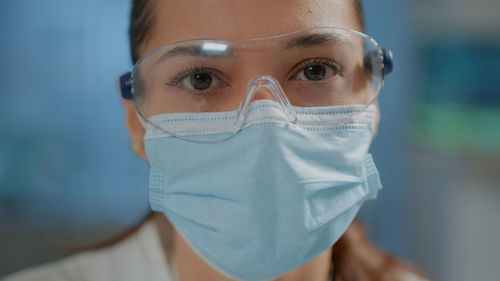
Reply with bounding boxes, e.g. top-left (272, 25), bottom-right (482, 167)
top-left (3, 220), bottom-right (178, 281)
